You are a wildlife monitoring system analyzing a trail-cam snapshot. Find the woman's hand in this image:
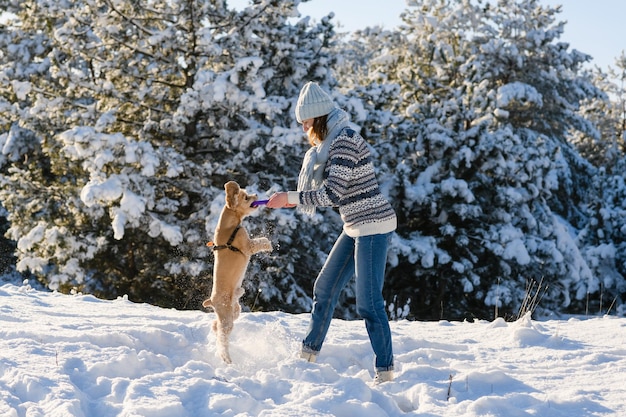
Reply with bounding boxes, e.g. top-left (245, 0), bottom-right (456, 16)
top-left (267, 192), bottom-right (296, 209)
